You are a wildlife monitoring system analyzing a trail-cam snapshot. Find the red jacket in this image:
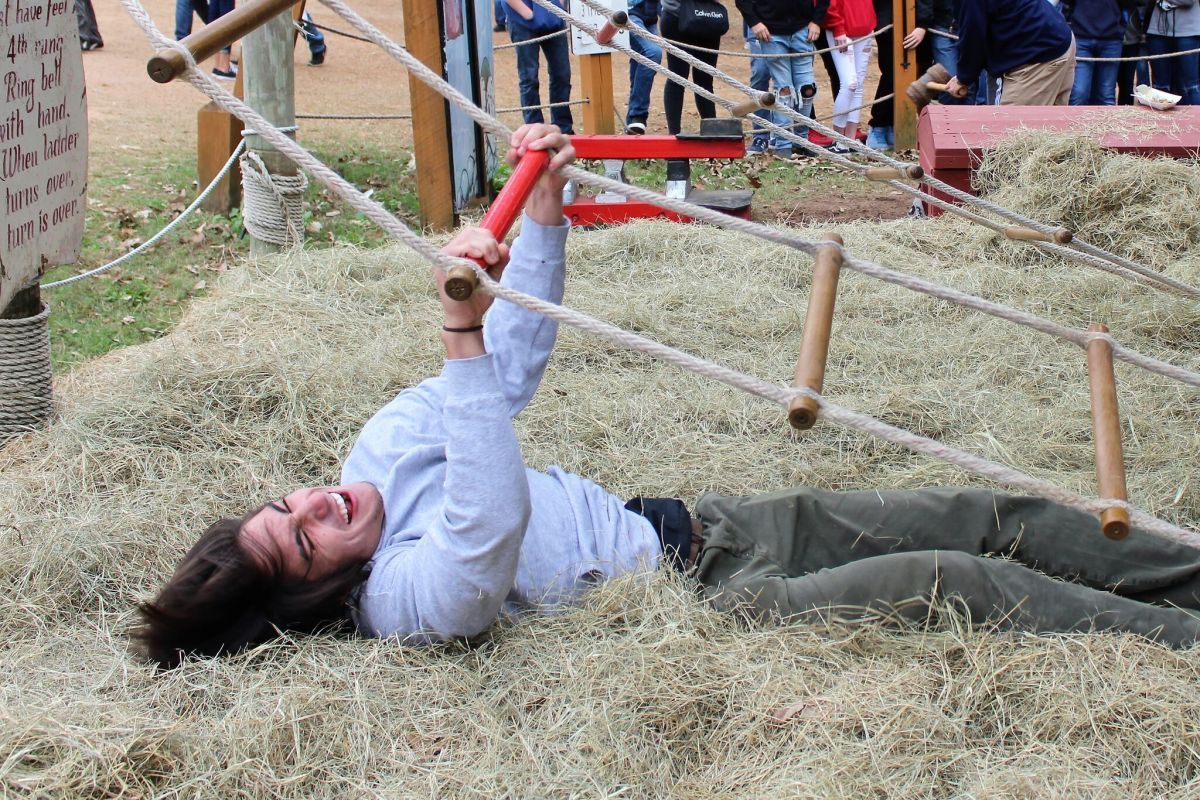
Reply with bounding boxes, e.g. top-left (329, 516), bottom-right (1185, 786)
top-left (825, 0), bottom-right (876, 38)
